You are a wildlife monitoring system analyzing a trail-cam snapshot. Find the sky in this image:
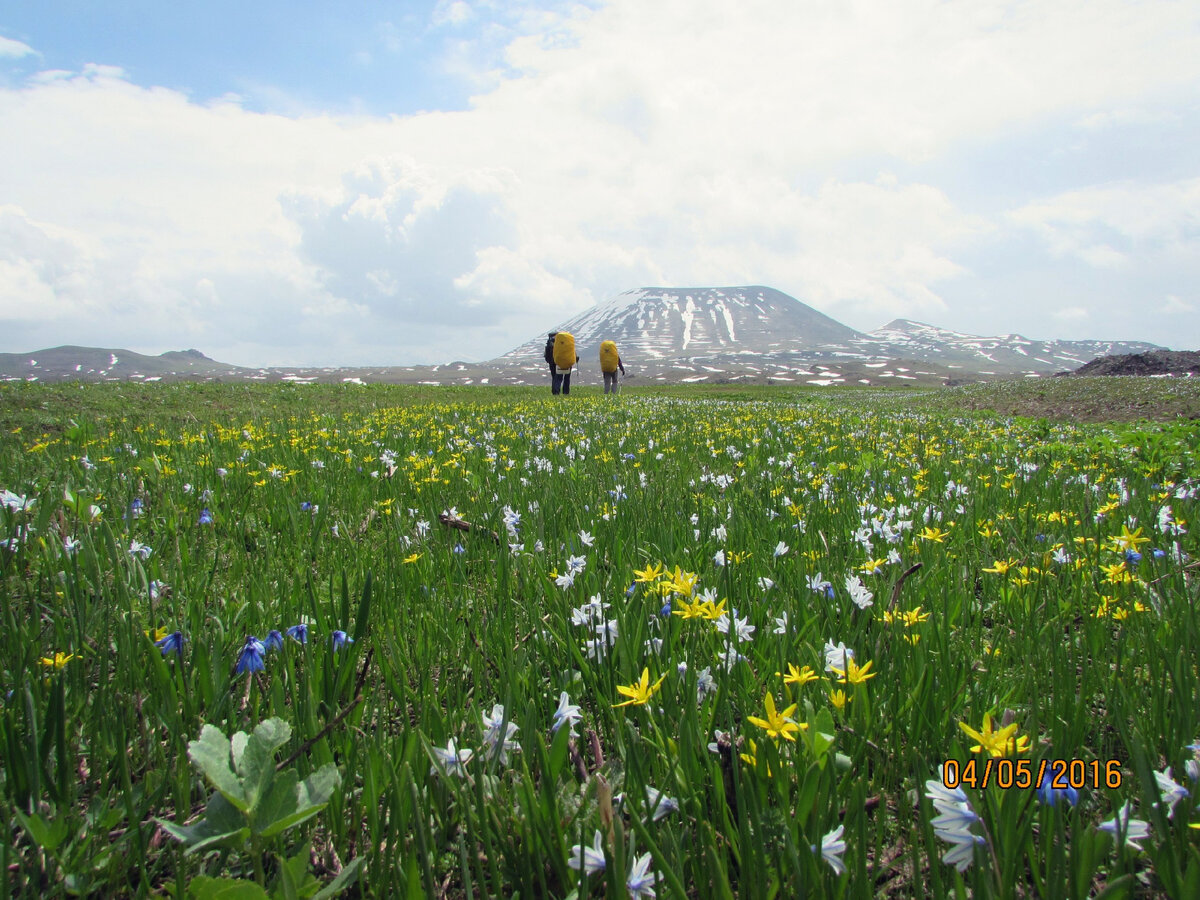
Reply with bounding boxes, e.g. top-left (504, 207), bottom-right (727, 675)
top-left (1, 0), bottom-right (1198, 367)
